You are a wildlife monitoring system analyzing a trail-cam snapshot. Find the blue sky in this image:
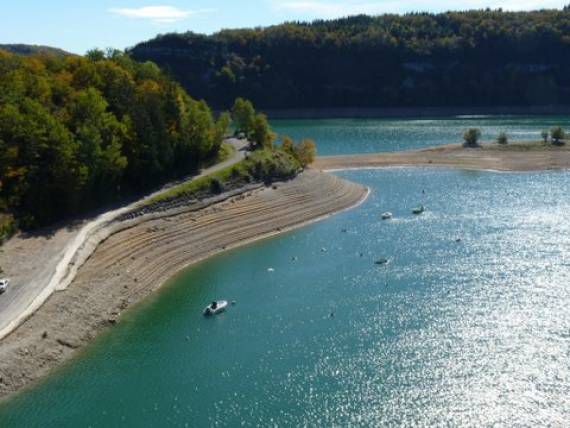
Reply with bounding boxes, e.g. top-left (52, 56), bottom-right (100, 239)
top-left (1, 0), bottom-right (567, 54)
